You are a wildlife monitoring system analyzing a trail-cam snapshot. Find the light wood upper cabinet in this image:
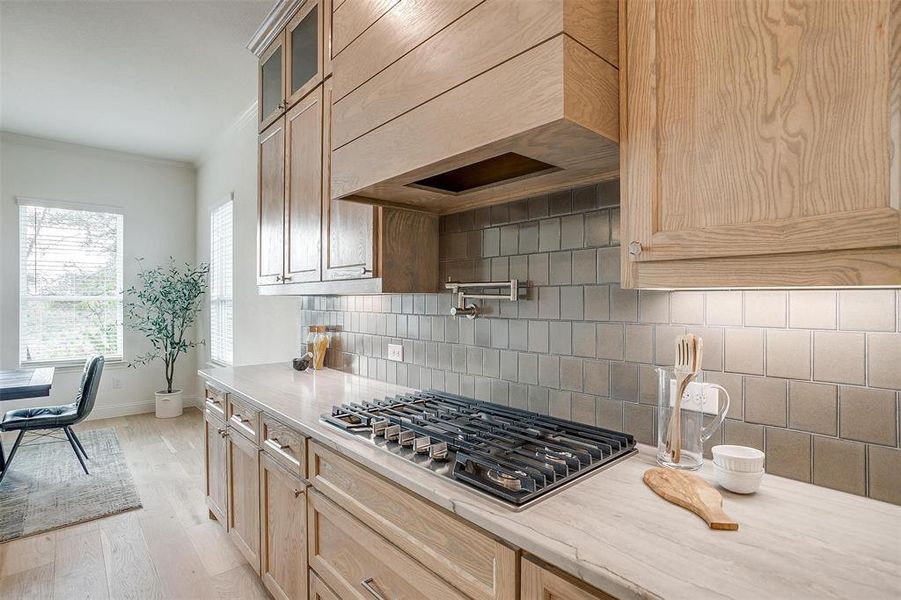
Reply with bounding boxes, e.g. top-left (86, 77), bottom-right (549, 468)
top-left (285, 0), bottom-right (325, 108)
top-left (285, 87), bottom-right (323, 284)
top-left (259, 33), bottom-right (286, 132)
top-left (260, 453), bottom-right (307, 600)
top-left (203, 406), bottom-right (228, 524)
top-left (227, 427), bottom-right (262, 573)
top-left (522, 557), bottom-right (616, 600)
top-left (621, 0), bottom-right (901, 288)
top-left (258, 118), bottom-right (286, 286)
